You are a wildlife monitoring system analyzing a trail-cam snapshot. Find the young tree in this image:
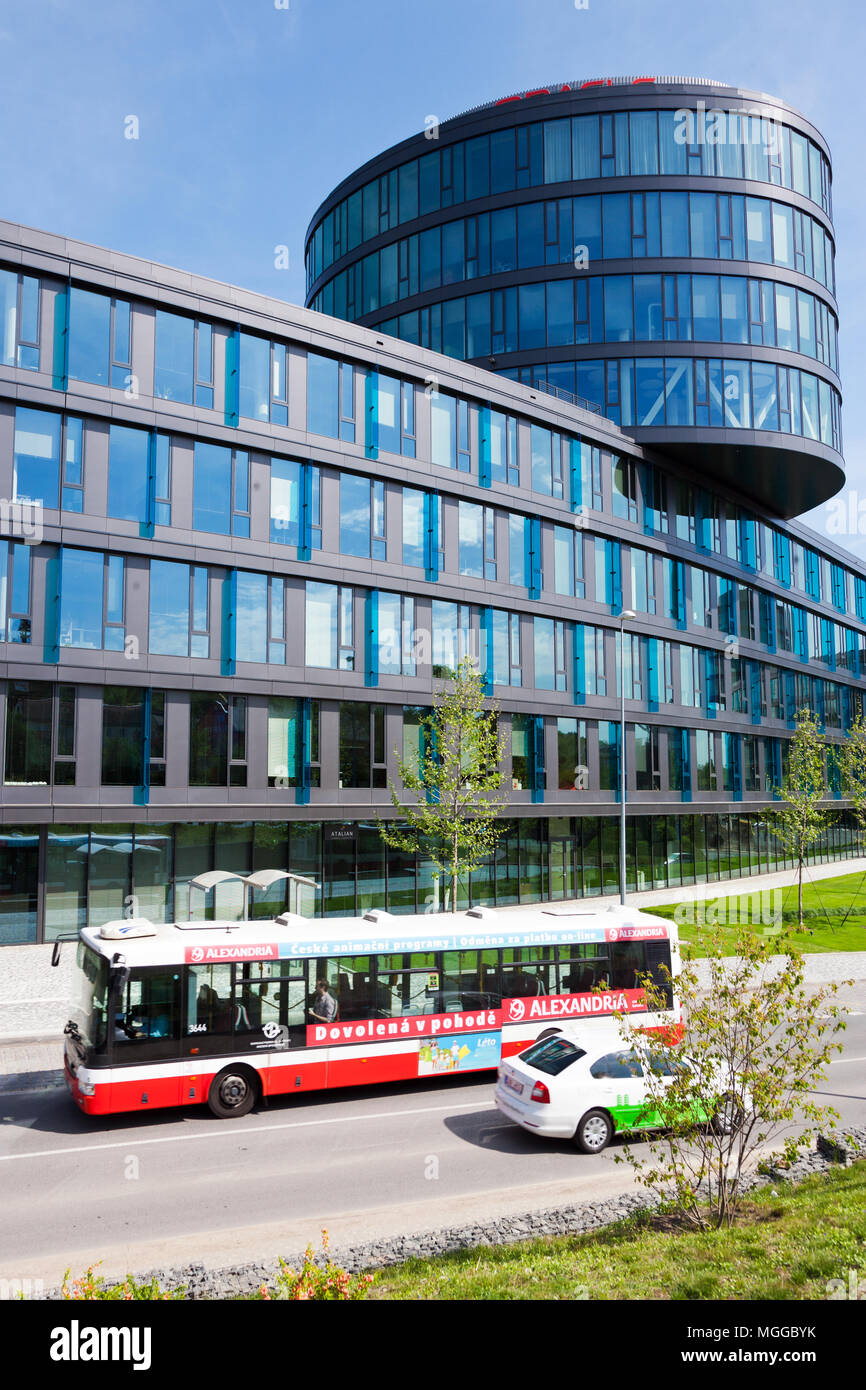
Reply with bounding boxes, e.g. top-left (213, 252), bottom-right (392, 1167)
top-left (379, 656), bottom-right (506, 913)
top-left (612, 924), bottom-right (851, 1230)
top-left (769, 707), bottom-right (832, 930)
